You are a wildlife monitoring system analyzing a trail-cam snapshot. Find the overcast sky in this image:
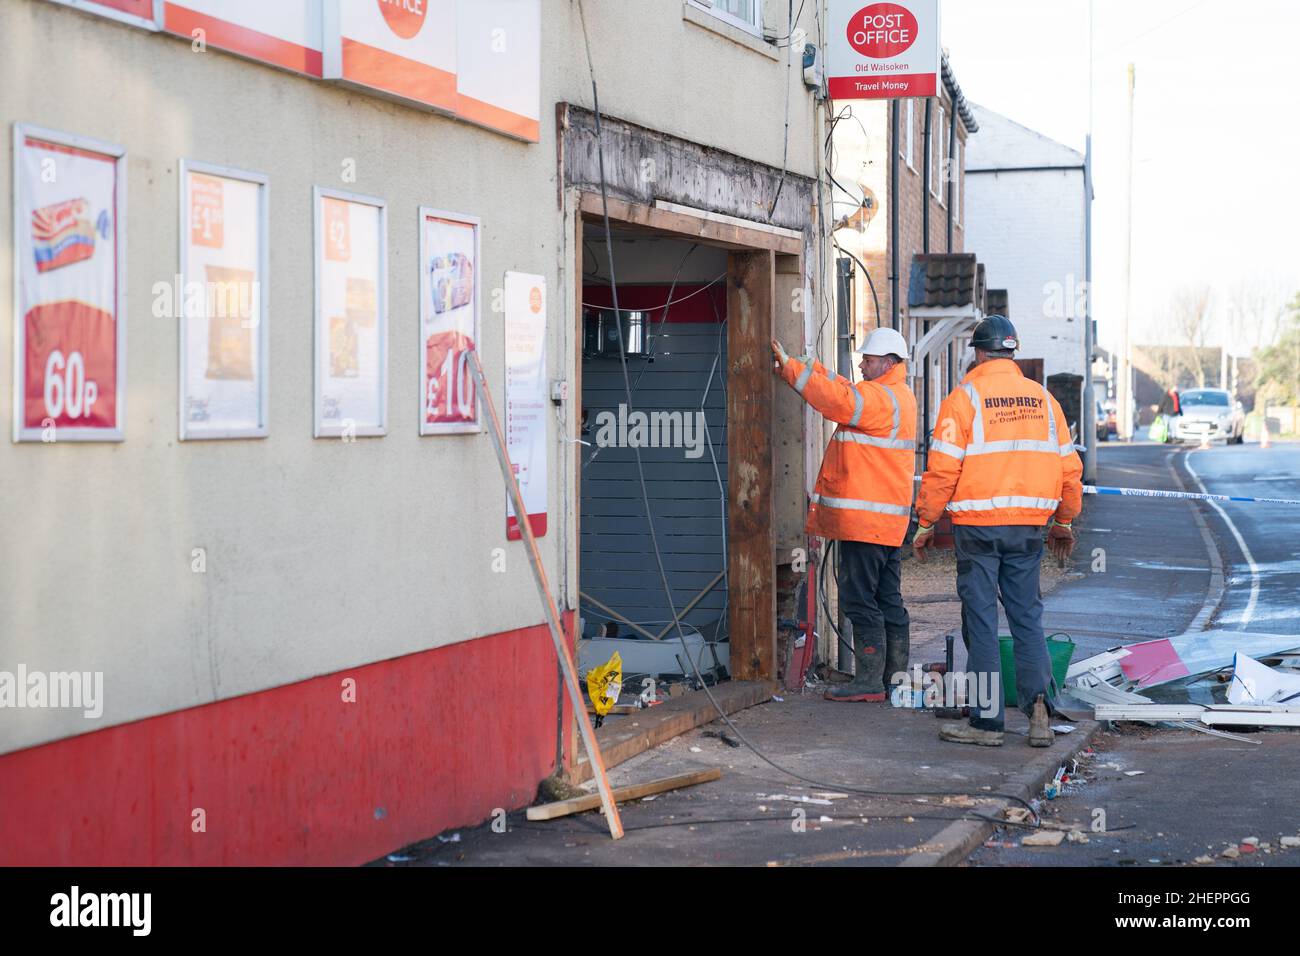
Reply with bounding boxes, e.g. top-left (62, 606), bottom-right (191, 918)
top-left (941, 0), bottom-right (1300, 355)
